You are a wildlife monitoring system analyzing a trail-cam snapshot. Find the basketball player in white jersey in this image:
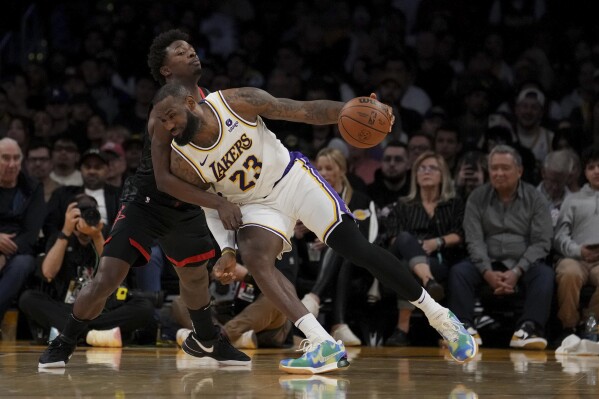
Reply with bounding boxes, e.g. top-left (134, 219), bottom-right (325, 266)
top-left (150, 83), bottom-right (478, 374)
